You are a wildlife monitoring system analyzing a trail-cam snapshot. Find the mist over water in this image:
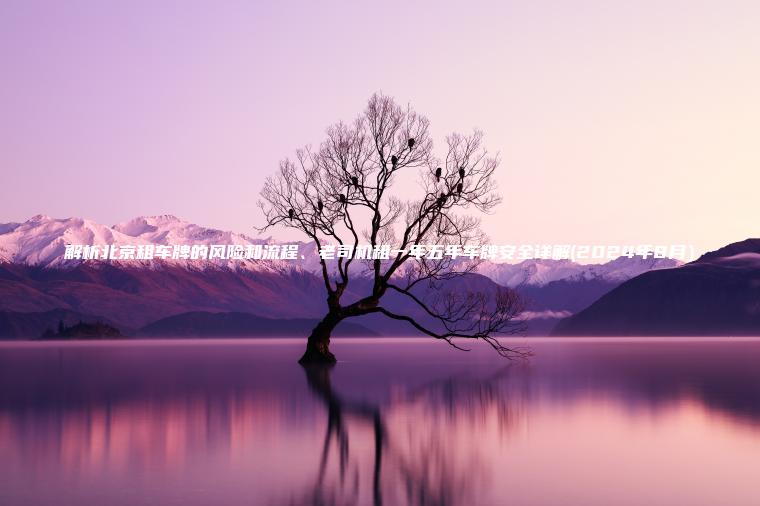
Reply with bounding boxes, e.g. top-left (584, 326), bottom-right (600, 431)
top-left (1, 338), bottom-right (759, 506)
